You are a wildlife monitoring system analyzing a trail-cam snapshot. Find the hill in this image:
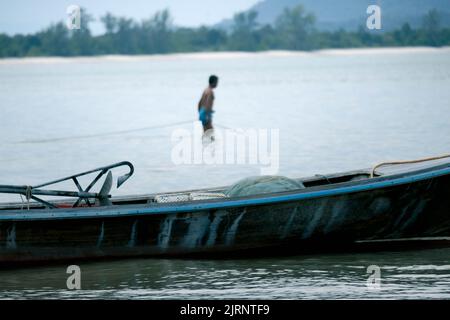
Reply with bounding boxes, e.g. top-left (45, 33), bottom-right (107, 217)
top-left (218, 0), bottom-right (450, 31)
